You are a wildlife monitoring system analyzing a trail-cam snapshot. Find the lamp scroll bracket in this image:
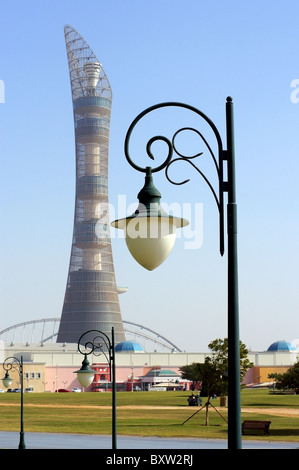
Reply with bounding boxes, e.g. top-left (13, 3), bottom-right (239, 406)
top-left (124, 101), bottom-right (227, 255)
top-left (77, 329), bottom-right (112, 371)
top-left (3, 356), bottom-right (21, 373)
